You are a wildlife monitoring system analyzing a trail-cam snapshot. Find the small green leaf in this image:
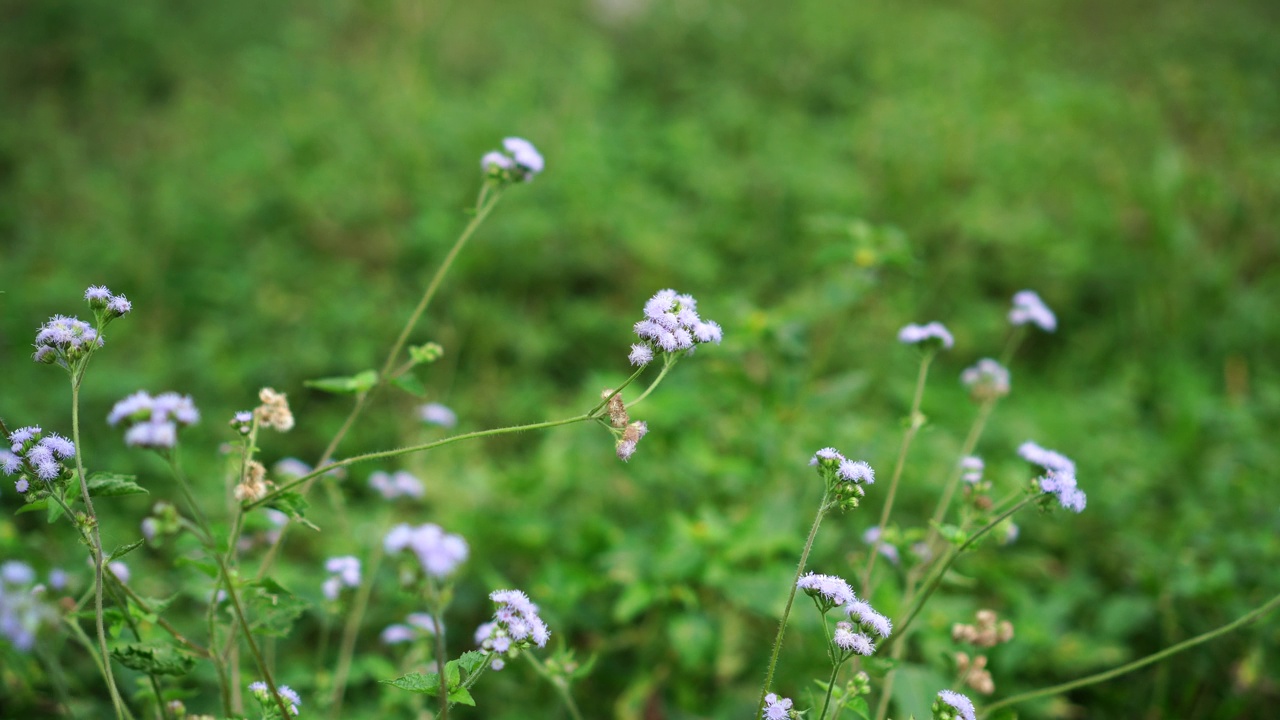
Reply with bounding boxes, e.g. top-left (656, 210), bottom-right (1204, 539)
top-left (382, 671), bottom-right (443, 696)
top-left (246, 578), bottom-right (308, 638)
top-left (111, 642), bottom-right (196, 676)
top-left (304, 370), bottom-right (378, 394)
top-left (47, 498), bottom-right (67, 524)
top-left (16, 499), bottom-right (50, 516)
top-left (88, 472), bottom-right (149, 498)
top-left (108, 539), bottom-right (145, 562)
top-left (448, 685), bottom-right (476, 706)
top-left (390, 372), bottom-right (427, 397)
top-left (265, 491), bottom-right (319, 531)
top-left (455, 650), bottom-right (487, 676)
top-left (408, 342), bottom-right (443, 365)
top-left (845, 696), bottom-right (871, 720)
top-left (174, 555), bottom-right (218, 580)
